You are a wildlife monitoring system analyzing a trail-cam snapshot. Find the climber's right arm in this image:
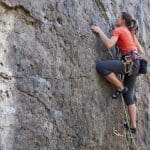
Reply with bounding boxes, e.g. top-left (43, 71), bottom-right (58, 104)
top-left (91, 25), bottom-right (118, 49)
